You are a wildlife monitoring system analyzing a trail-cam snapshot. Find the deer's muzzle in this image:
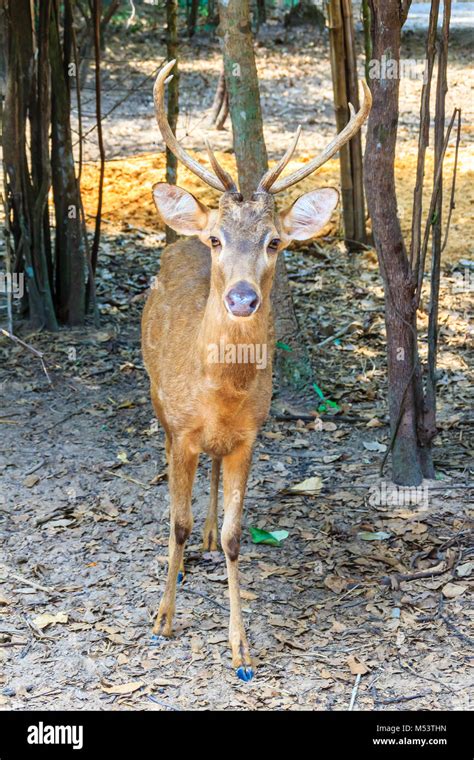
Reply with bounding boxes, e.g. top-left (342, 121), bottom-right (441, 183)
top-left (224, 281), bottom-right (261, 318)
